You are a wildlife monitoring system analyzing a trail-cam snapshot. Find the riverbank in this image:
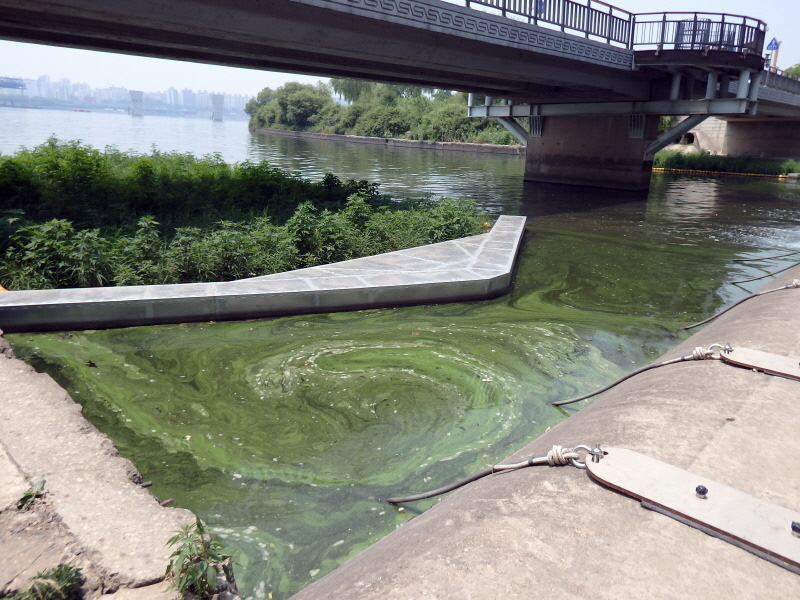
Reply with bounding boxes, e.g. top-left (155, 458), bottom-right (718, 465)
top-left (251, 128), bottom-right (525, 155)
top-left (0, 332), bottom-right (192, 599)
top-left (654, 147), bottom-right (800, 176)
top-left (292, 265), bottom-right (800, 600)
top-left (652, 167), bottom-right (797, 179)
